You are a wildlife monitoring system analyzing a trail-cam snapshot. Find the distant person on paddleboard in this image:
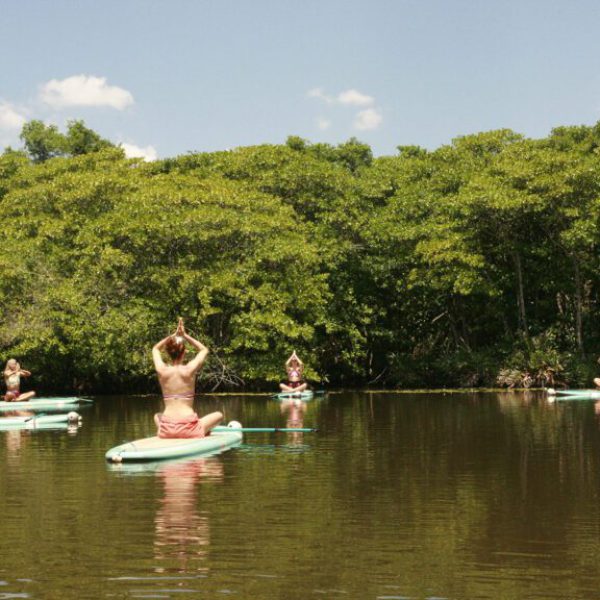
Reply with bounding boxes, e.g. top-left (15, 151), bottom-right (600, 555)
top-left (279, 351), bottom-right (307, 393)
top-left (152, 319), bottom-right (222, 438)
top-left (595, 357), bottom-right (600, 389)
top-left (3, 359), bottom-right (35, 402)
